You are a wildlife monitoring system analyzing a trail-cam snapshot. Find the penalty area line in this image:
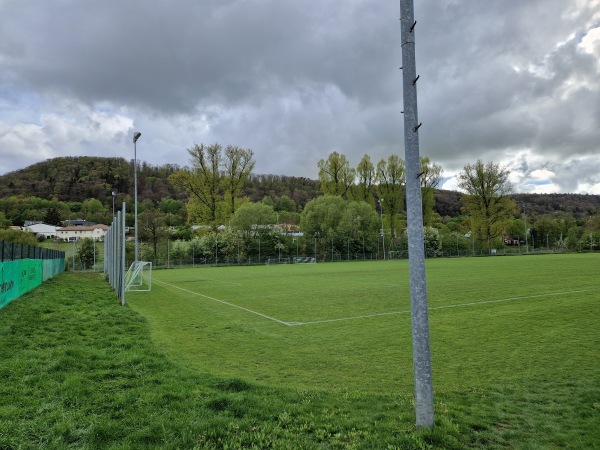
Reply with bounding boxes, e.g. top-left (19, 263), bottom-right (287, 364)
top-left (154, 279), bottom-right (292, 326)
